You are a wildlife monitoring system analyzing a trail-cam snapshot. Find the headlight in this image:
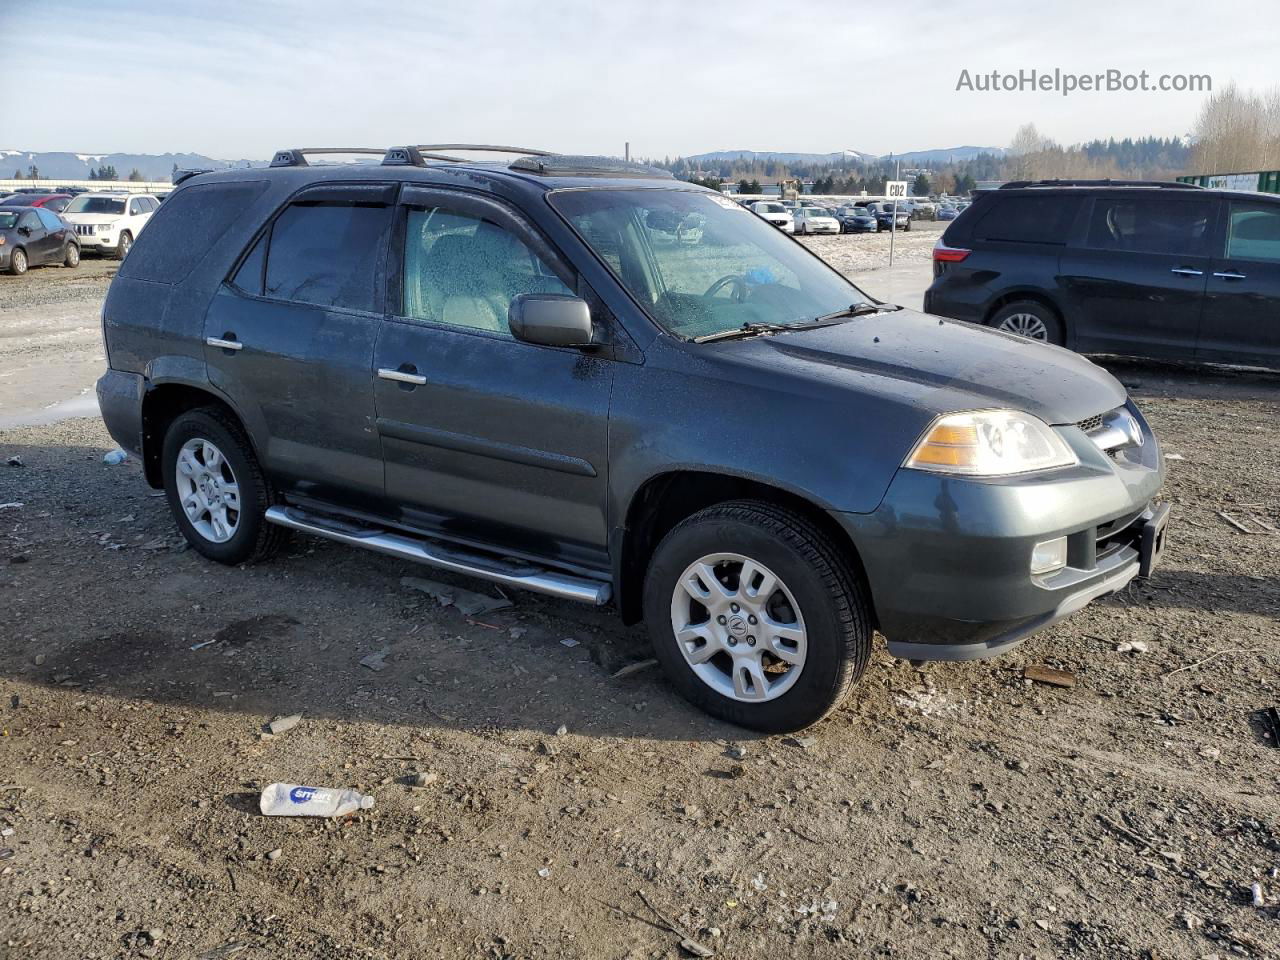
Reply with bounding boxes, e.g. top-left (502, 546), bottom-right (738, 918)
top-left (905, 410), bottom-right (1078, 477)
top-left (99, 221), bottom-right (116, 232)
